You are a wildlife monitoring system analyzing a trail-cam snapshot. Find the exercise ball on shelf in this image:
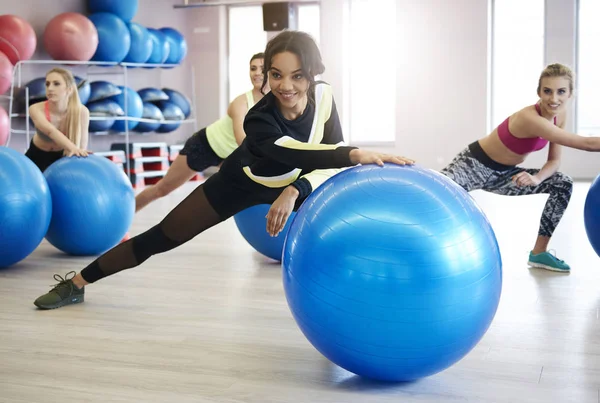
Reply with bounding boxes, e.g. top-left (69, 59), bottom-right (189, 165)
top-left (109, 85), bottom-right (143, 132)
top-left (138, 87), bottom-right (169, 102)
top-left (0, 51), bottom-right (13, 95)
top-left (123, 22), bottom-right (152, 65)
top-left (43, 12), bottom-right (98, 61)
top-left (159, 27), bottom-right (187, 65)
top-left (145, 28), bottom-right (170, 67)
top-left (13, 77), bottom-right (46, 113)
top-left (88, 80), bottom-right (122, 103)
top-left (75, 76), bottom-right (91, 105)
top-left (154, 101), bottom-right (184, 133)
top-left (162, 88), bottom-right (191, 118)
top-left (87, 98), bottom-right (125, 132)
top-left (88, 12), bottom-right (131, 63)
top-left (88, 0), bottom-right (139, 22)
top-left (0, 14), bottom-right (37, 65)
top-left (134, 102), bottom-right (163, 133)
